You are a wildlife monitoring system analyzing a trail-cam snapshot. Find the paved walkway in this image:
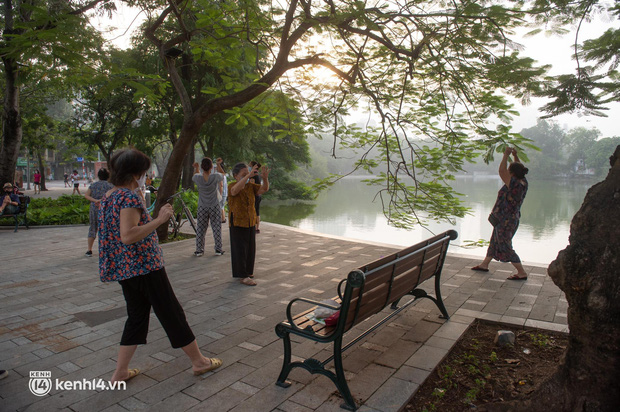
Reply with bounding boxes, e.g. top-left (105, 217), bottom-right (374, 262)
top-left (0, 223), bottom-right (567, 412)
